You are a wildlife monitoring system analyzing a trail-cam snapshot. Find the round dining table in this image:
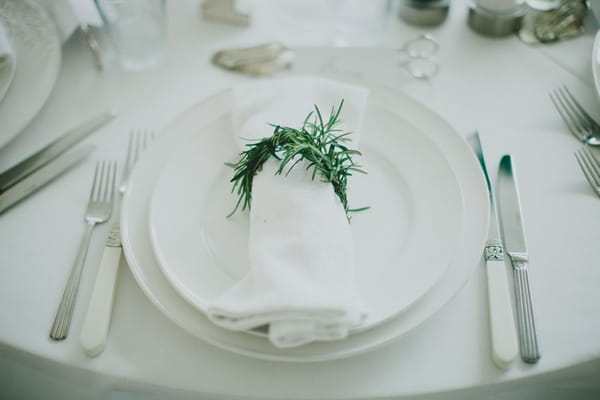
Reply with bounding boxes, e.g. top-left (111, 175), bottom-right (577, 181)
top-left (1, 0), bottom-right (600, 399)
